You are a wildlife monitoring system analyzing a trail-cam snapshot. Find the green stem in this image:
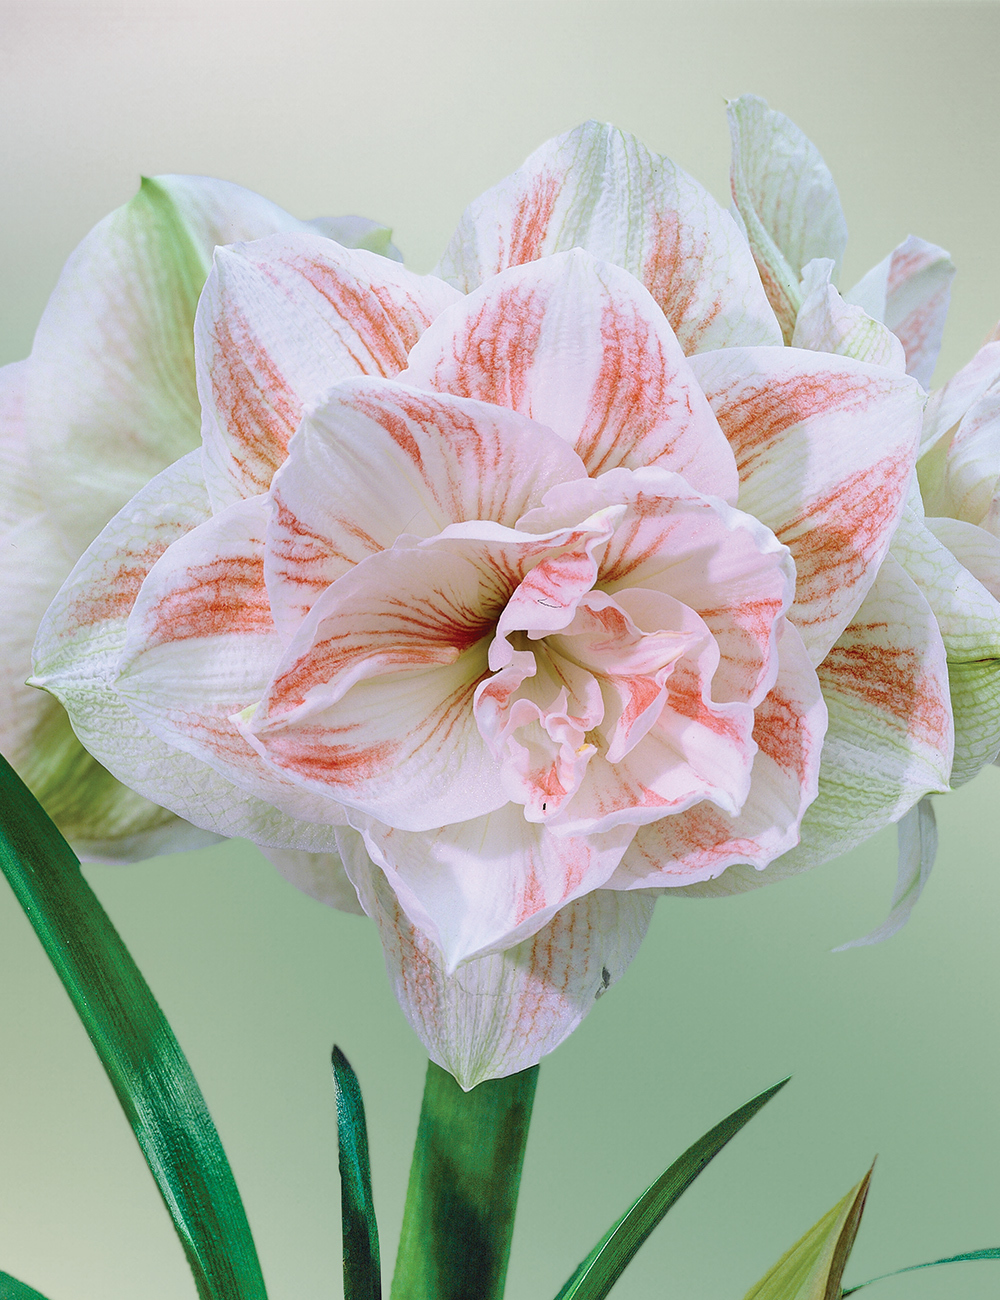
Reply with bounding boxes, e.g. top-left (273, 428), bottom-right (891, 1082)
top-left (391, 1061), bottom-right (538, 1300)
